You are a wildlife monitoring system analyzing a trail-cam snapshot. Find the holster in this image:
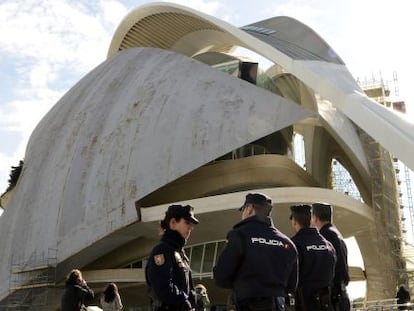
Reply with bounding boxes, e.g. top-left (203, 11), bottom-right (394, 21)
top-left (331, 284), bottom-right (350, 311)
top-left (331, 285), bottom-right (342, 305)
top-left (313, 287), bottom-right (331, 311)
